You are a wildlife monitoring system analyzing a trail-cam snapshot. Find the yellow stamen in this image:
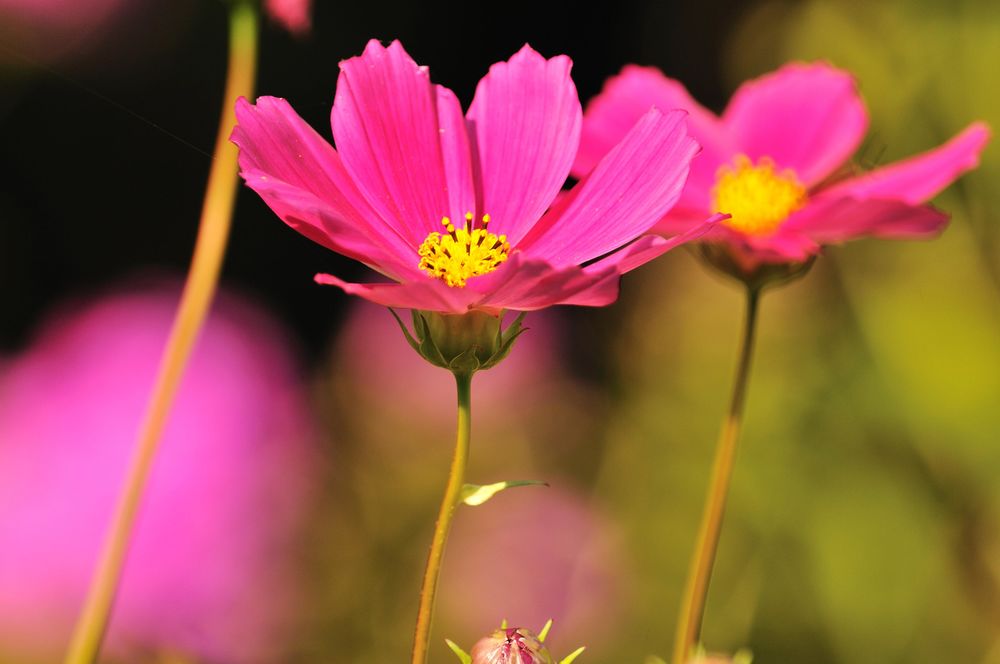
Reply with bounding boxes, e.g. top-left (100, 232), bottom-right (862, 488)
top-left (418, 213), bottom-right (510, 288)
top-left (712, 155), bottom-right (807, 235)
